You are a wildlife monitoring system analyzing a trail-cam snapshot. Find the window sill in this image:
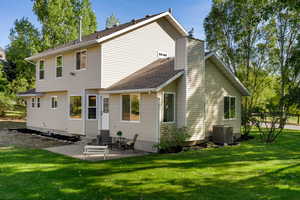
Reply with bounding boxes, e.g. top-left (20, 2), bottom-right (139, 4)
top-left (75, 68), bottom-right (87, 71)
top-left (69, 118), bottom-right (82, 120)
top-left (223, 118), bottom-right (237, 121)
top-left (120, 120), bottom-right (140, 123)
top-left (162, 121), bottom-right (176, 124)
